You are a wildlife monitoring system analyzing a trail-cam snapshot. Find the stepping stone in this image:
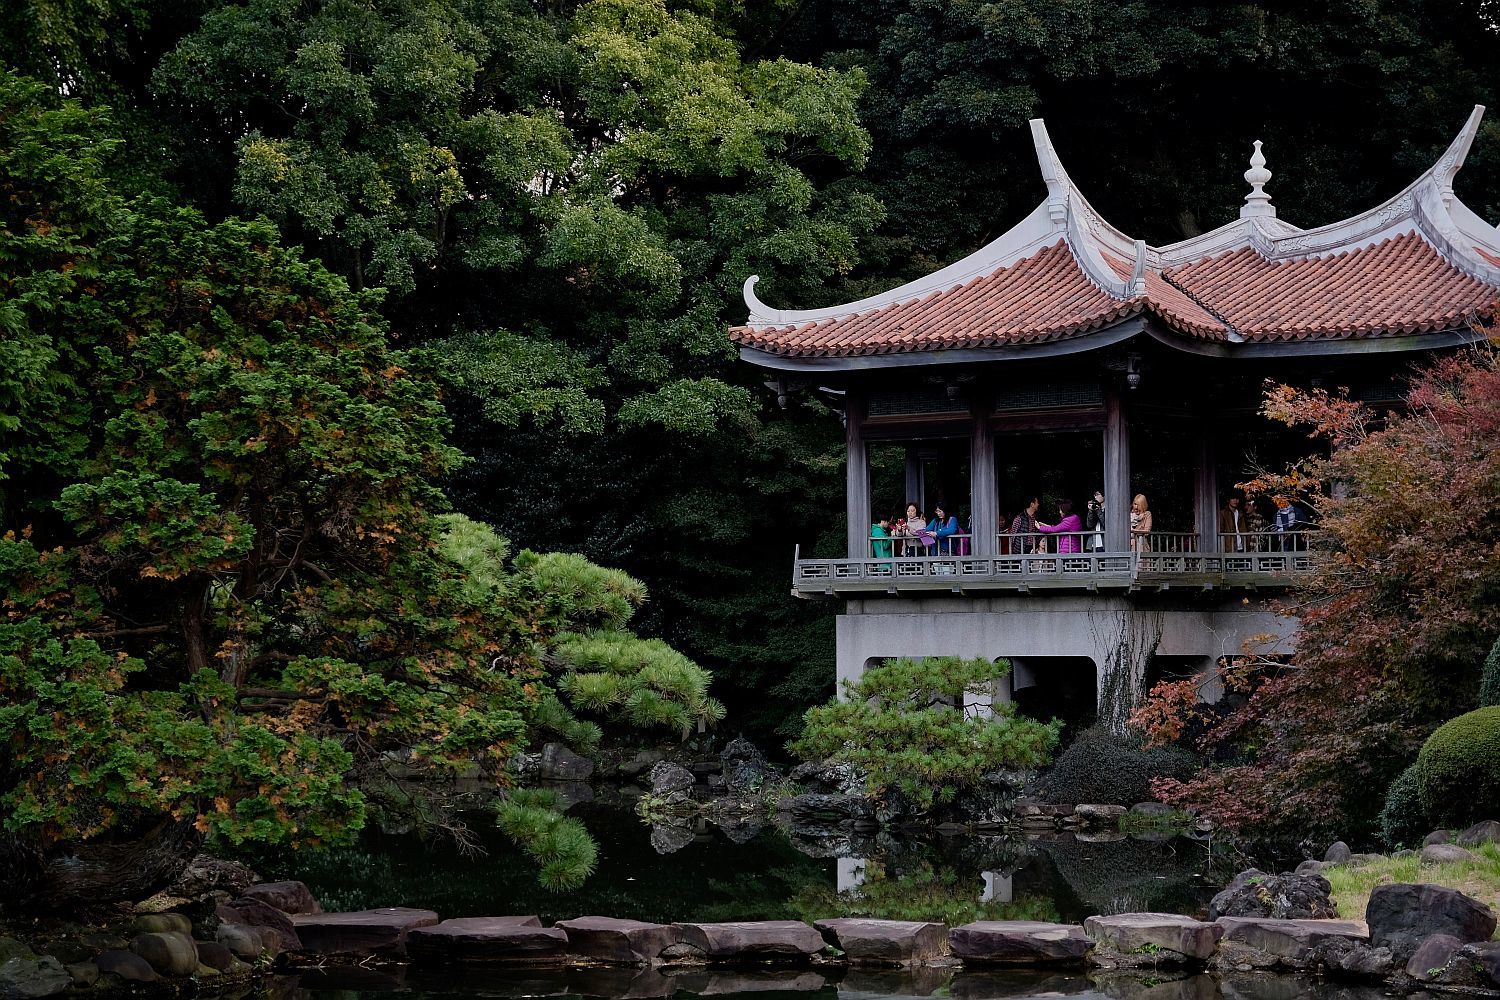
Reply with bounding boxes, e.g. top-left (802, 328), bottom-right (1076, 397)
top-left (1214, 917), bottom-right (1367, 968)
top-left (948, 921), bottom-right (1090, 965)
top-left (1085, 913), bottom-right (1223, 963)
top-left (291, 907), bottom-right (439, 958)
top-left (813, 918), bottom-right (948, 965)
top-left (671, 921), bottom-right (825, 962)
top-left (407, 917), bottom-right (565, 964)
top-left (555, 916), bottom-right (684, 965)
